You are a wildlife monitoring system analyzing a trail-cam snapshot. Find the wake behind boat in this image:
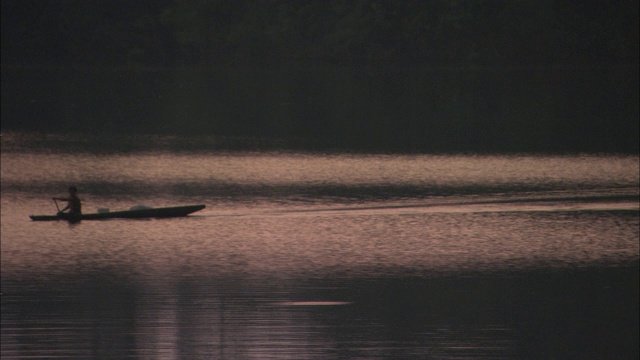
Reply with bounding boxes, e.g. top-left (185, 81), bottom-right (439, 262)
top-left (30, 204), bottom-right (206, 221)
